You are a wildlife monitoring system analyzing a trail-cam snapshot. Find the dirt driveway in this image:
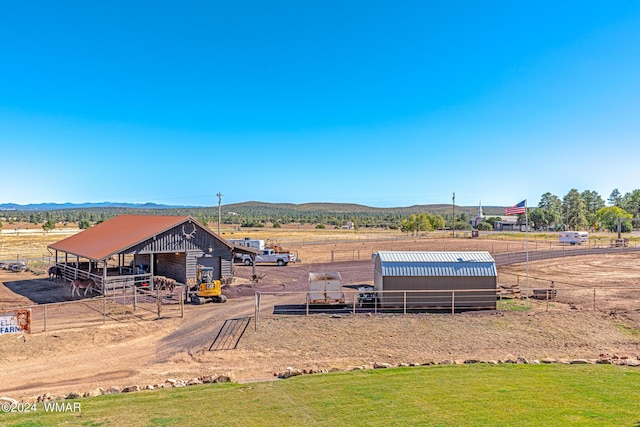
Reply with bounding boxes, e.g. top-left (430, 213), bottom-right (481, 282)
top-left (1, 238), bottom-right (640, 401)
